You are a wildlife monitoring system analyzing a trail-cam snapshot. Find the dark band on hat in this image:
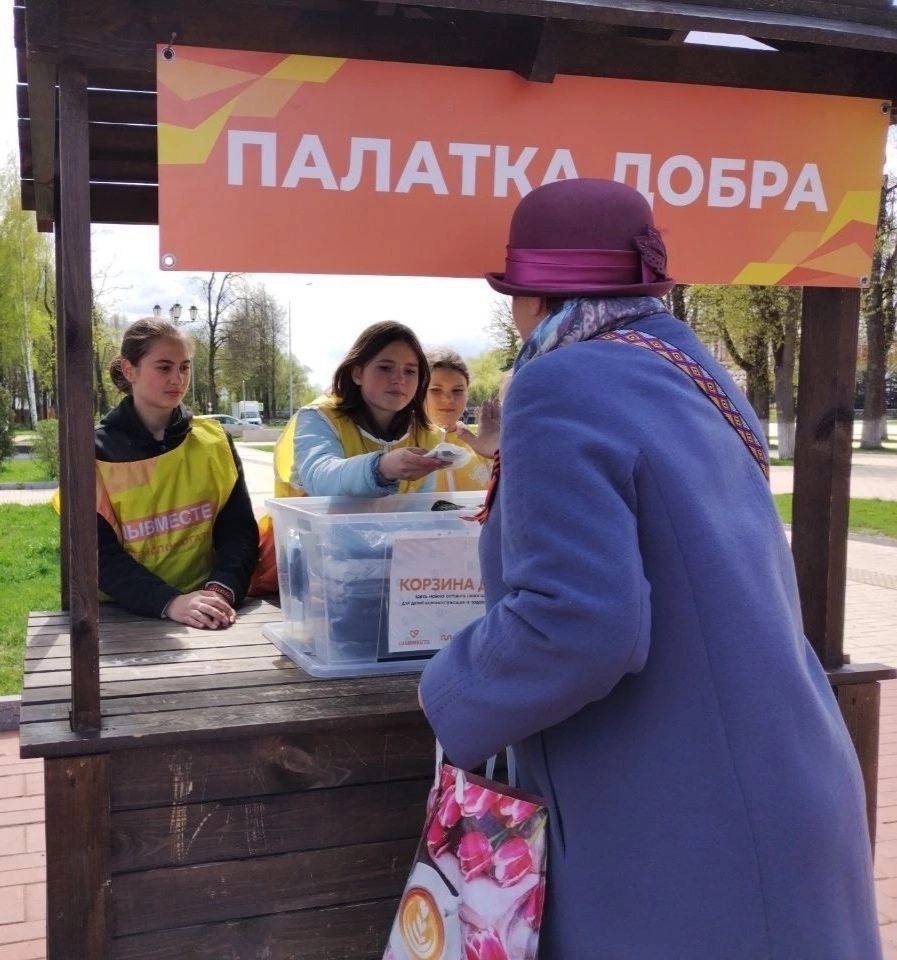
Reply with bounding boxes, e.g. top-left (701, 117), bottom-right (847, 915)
top-left (497, 224), bottom-right (672, 294)
top-left (502, 247), bottom-right (659, 291)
